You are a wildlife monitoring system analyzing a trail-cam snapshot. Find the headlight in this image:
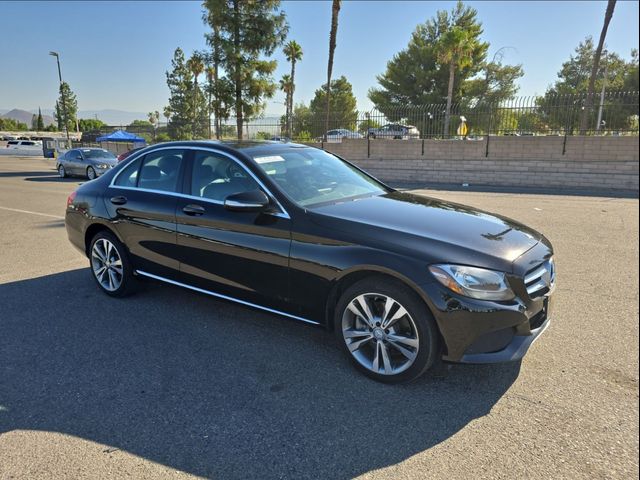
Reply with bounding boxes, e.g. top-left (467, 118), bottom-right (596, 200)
top-left (96, 163), bottom-right (110, 169)
top-left (428, 264), bottom-right (515, 301)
